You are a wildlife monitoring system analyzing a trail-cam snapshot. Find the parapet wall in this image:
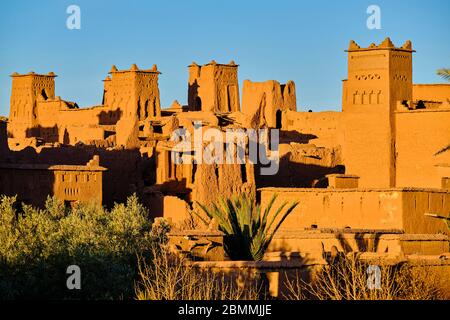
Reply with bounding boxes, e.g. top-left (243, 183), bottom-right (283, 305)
top-left (260, 187), bottom-right (450, 235)
top-left (395, 108), bottom-right (450, 188)
top-left (413, 84), bottom-right (450, 103)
